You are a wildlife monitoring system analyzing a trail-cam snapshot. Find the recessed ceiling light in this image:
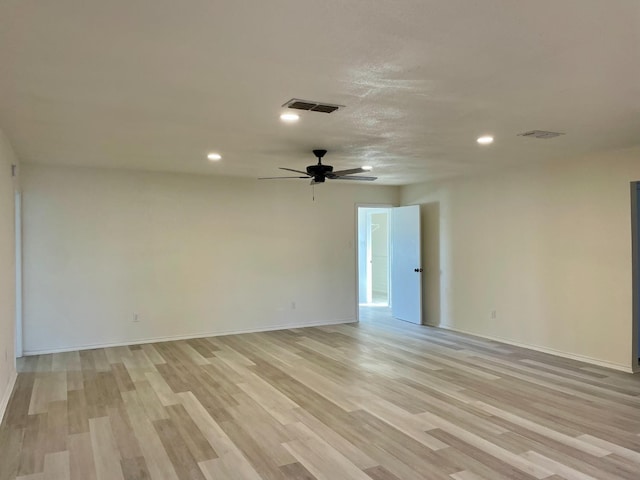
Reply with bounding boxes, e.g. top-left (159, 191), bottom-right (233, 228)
top-left (207, 153), bottom-right (222, 161)
top-left (362, 165), bottom-right (373, 171)
top-left (280, 113), bottom-right (300, 123)
top-left (477, 136), bottom-right (494, 145)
